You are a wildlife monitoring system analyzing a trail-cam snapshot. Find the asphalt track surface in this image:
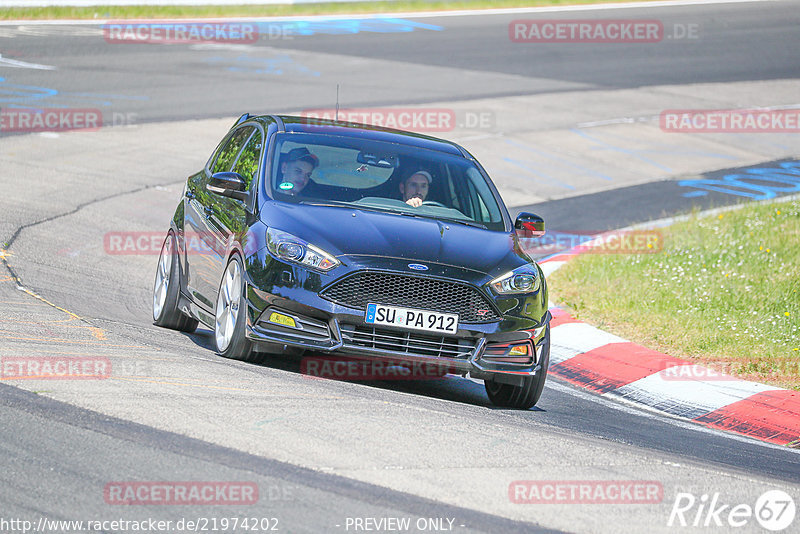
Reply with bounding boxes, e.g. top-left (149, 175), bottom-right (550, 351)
top-left (1, 2), bottom-right (800, 533)
top-left (0, 1), bottom-right (796, 124)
